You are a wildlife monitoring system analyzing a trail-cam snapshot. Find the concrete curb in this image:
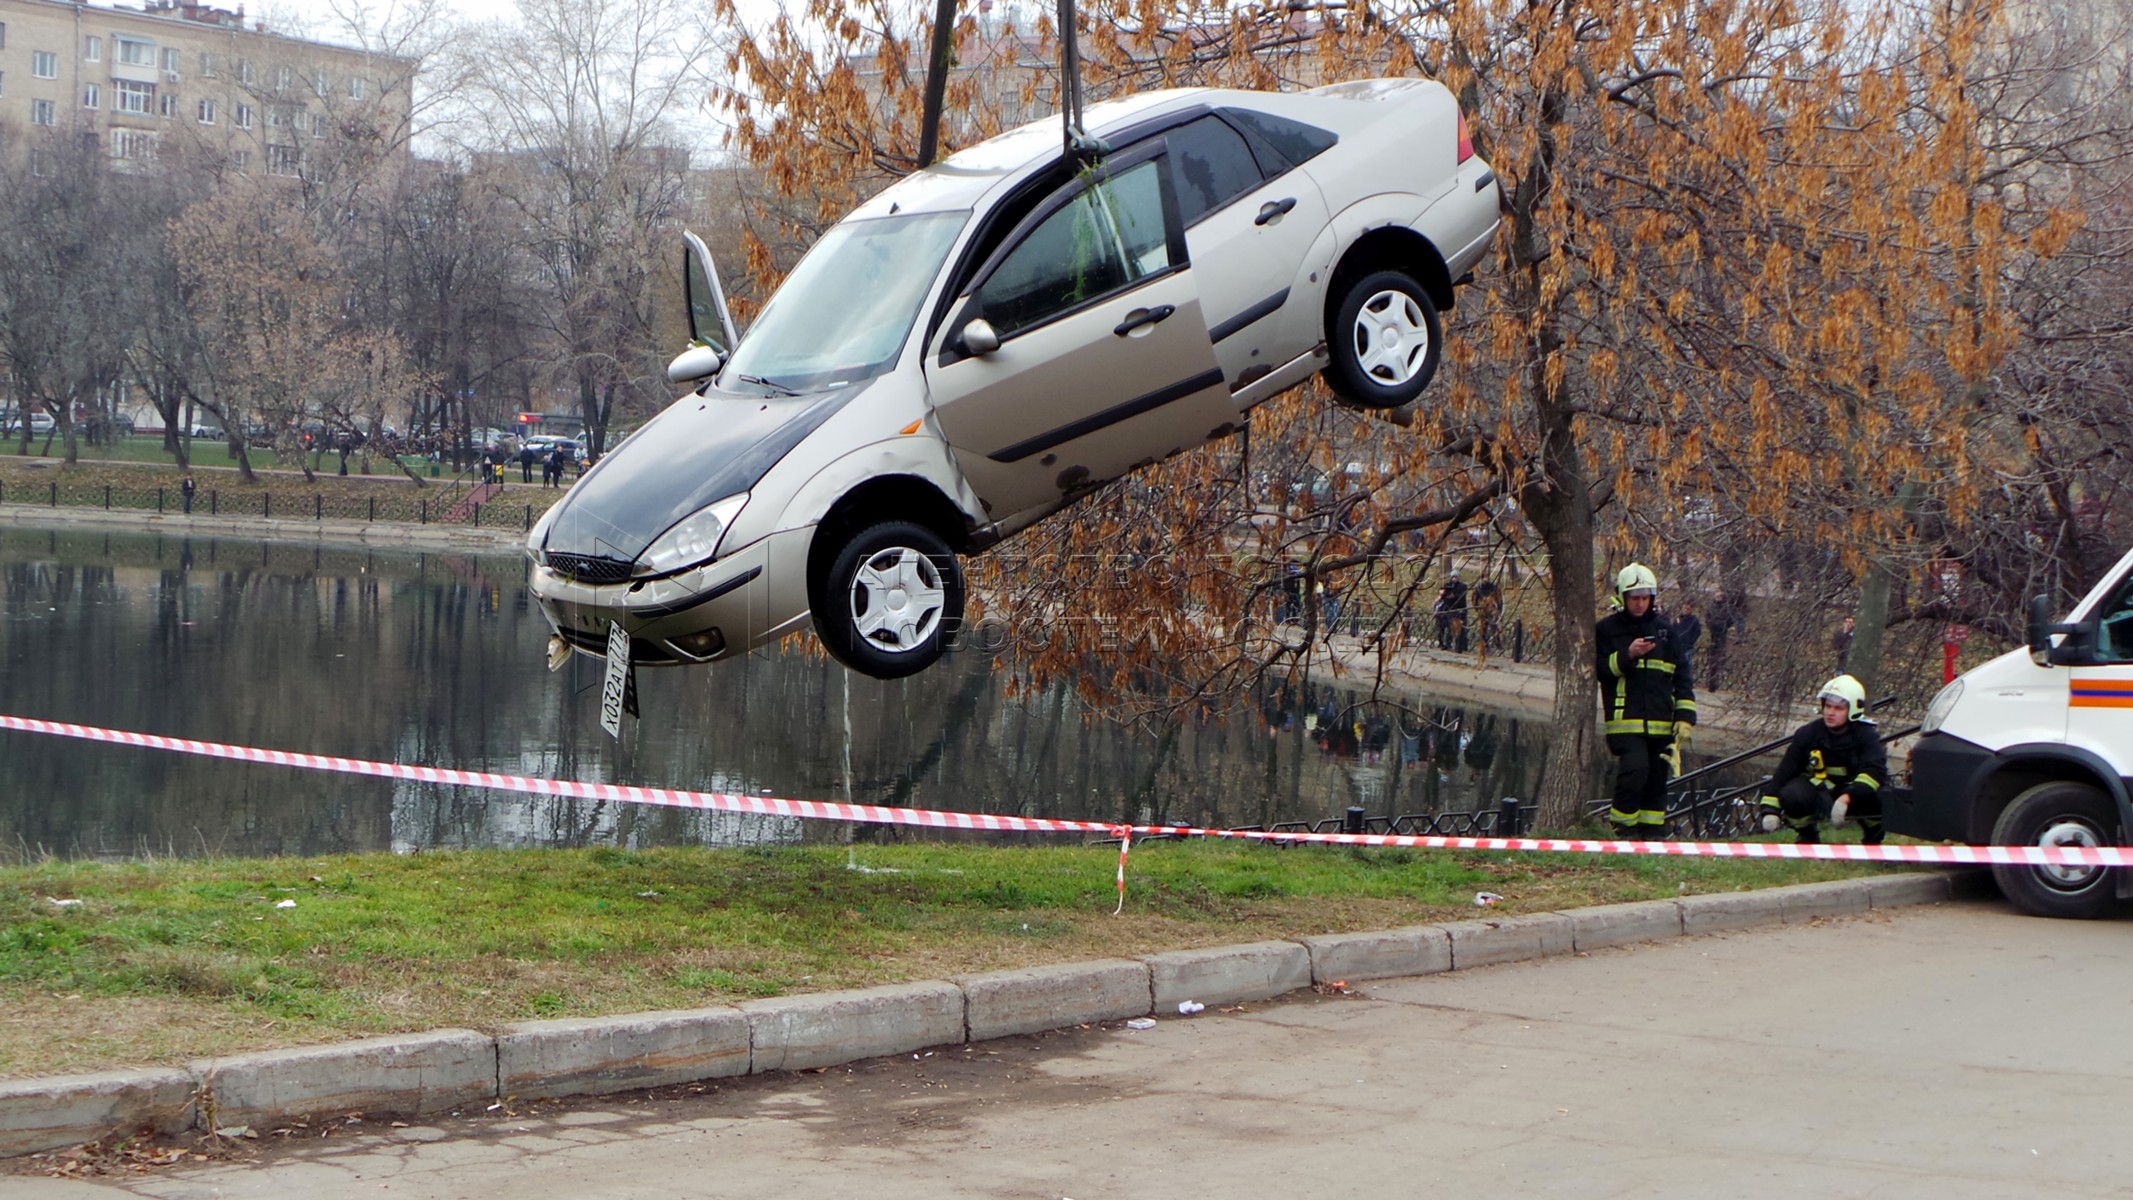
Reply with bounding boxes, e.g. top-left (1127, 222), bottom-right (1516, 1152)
top-left (0, 871), bottom-right (1981, 1157)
